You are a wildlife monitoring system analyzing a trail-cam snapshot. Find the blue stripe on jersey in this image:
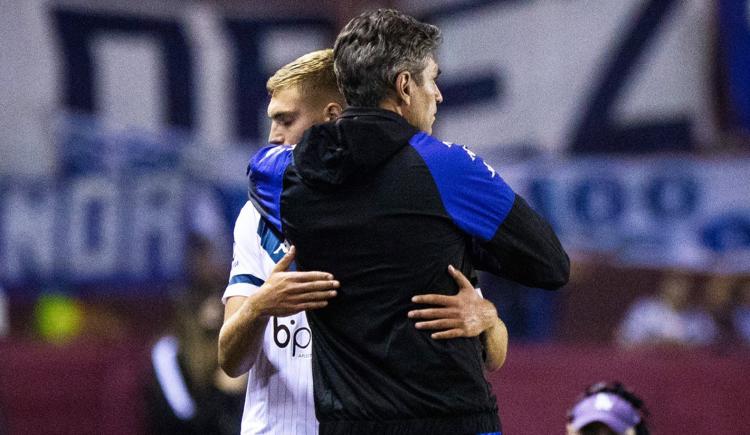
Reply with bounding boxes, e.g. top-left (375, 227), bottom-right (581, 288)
top-left (248, 145), bottom-right (293, 233)
top-left (229, 274), bottom-right (265, 286)
top-left (408, 132), bottom-right (515, 241)
top-left (257, 217), bottom-right (287, 264)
